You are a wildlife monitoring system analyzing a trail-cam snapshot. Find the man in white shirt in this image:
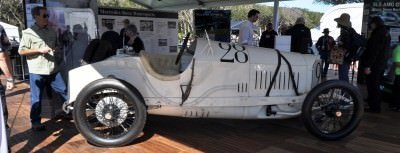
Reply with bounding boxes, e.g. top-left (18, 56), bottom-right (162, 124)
top-left (239, 9), bottom-right (260, 46)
